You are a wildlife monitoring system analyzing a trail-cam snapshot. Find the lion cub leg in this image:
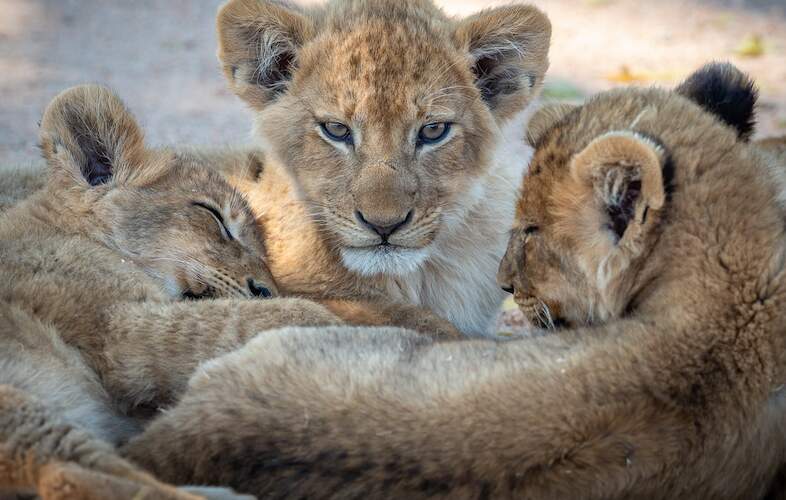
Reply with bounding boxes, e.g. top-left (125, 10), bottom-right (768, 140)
top-left (102, 298), bottom-right (460, 414)
top-left (0, 304), bottom-right (138, 445)
top-left (102, 298), bottom-right (343, 411)
top-left (0, 385), bottom-right (200, 499)
top-left (36, 463), bottom-right (255, 500)
top-left (317, 299), bottom-right (464, 339)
